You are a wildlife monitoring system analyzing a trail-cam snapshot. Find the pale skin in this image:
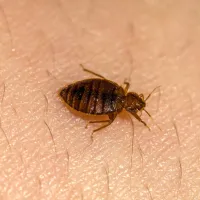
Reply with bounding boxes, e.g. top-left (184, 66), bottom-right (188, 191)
top-left (0, 0), bottom-right (200, 200)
